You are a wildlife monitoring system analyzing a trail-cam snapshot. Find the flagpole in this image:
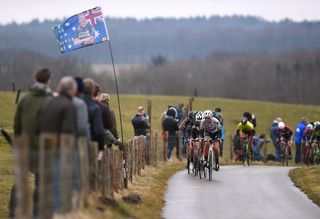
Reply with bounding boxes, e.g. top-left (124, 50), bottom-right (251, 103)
top-left (107, 40), bottom-right (124, 144)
